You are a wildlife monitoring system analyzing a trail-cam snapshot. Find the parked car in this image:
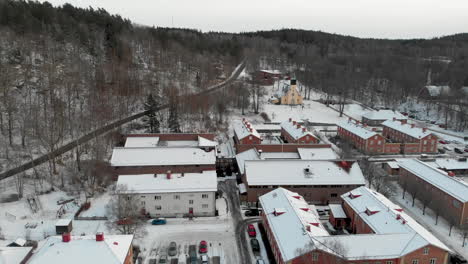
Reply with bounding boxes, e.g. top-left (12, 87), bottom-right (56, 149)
top-left (464, 148), bottom-right (468, 153)
top-left (245, 209), bottom-right (260, 217)
top-left (451, 254), bottom-right (468, 264)
top-left (149, 259), bottom-right (157, 264)
top-left (188, 245), bottom-right (197, 264)
top-left (444, 146), bottom-right (454, 152)
top-left (151, 218), bottom-right (167, 225)
top-left (439, 140), bottom-right (448, 144)
top-left (158, 253), bottom-right (168, 264)
top-left (430, 120), bottom-right (436, 124)
top-left (256, 259), bottom-right (265, 264)
top-left (250, 238), bottom-right (260, 252)
top-left (168, 242), bottom-right (177, 256)
top-left (438, 124), bottom-right (447, 128)
top-left (408, 114), bottom-right (416, 118)
top-left (199, 240), bottom-right (208, 254)
top-left (438, 148), bottom-right (446, 154)
top-left (170, 259), bottom-right (178, 264)
top-left (201, 255), bottom-right (209, 264)
top-left (455, 148), bottom-right (464, 154)
top-left (247, 224), bottom-right (257, 237)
